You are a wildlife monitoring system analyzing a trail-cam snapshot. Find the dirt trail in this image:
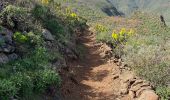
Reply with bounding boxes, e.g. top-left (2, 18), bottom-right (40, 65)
top-left (60, 30), bottom-right (158, 100)
top-left (61, 31), bottom-right (119, 100)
